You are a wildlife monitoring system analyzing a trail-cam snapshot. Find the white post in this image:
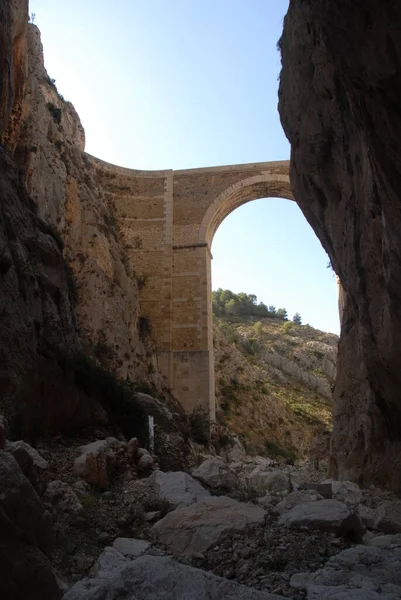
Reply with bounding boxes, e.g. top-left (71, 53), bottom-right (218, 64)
top-left (335, 275), bottom-right (346, 326)
top-left (148, 415), bottom-right (155, 454)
